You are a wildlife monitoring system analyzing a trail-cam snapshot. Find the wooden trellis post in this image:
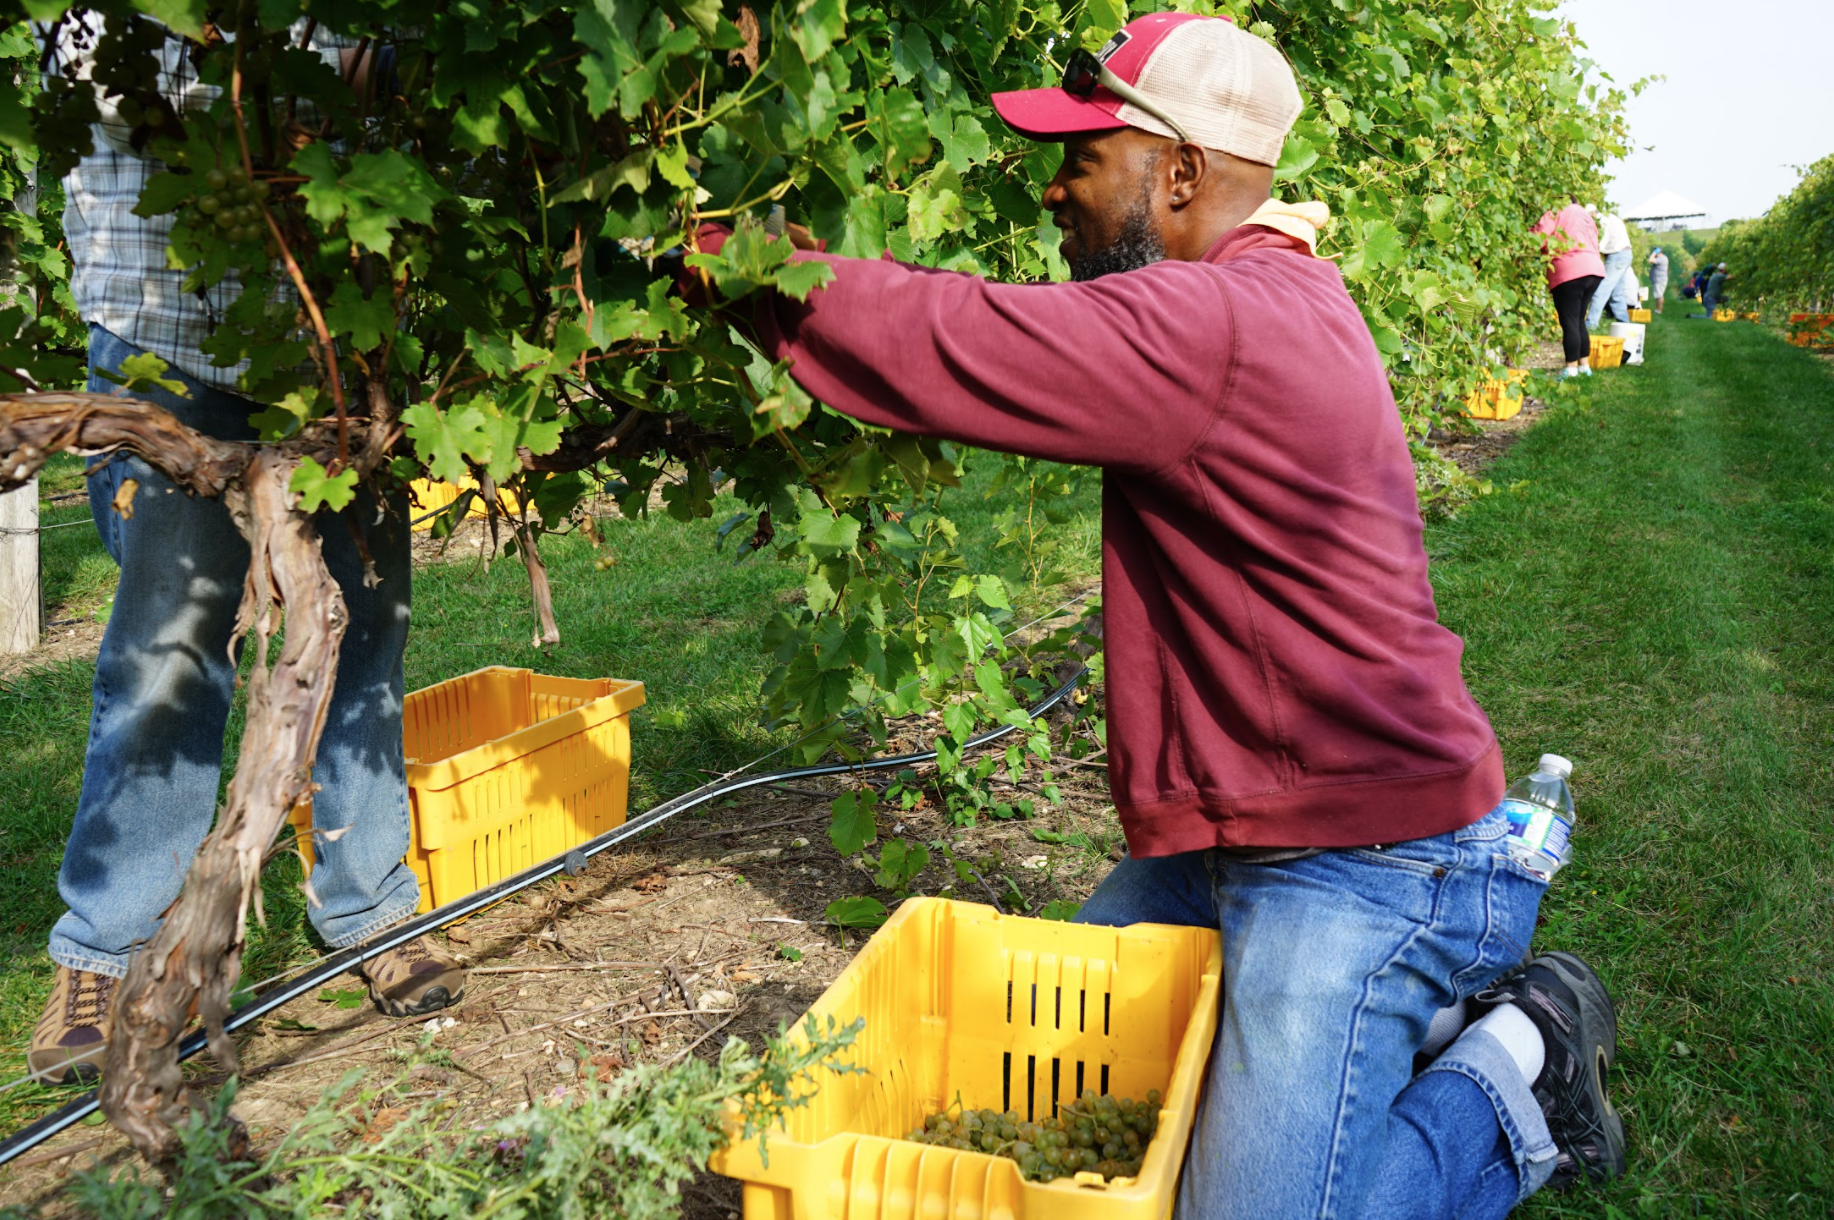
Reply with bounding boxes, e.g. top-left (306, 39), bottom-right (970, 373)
top-left (0, 476), bottom-right (40, 654)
